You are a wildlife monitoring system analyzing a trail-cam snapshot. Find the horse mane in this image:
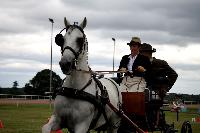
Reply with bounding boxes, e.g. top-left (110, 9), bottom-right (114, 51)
top-left (77, 37), bottom-right (89, 65)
